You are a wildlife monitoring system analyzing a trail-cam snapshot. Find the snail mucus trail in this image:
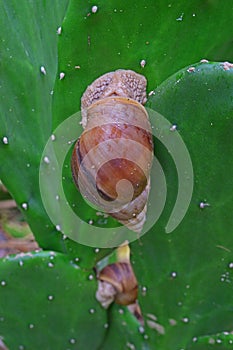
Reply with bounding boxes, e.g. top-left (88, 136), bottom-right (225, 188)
top-left (71, 69), bottom-right (153, 232)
